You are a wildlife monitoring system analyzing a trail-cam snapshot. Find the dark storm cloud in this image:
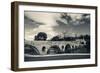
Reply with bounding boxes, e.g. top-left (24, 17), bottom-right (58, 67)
top-left (75, 14), bottom-right (90, 34)
top-left (24, 15), bottom-right (45, 30)
top-left (54, 19), bottom-right (73, 33)
top-left (60, 13), bottom-right (72, 23)
top-left (52, 13), bottom-right (90, 35)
